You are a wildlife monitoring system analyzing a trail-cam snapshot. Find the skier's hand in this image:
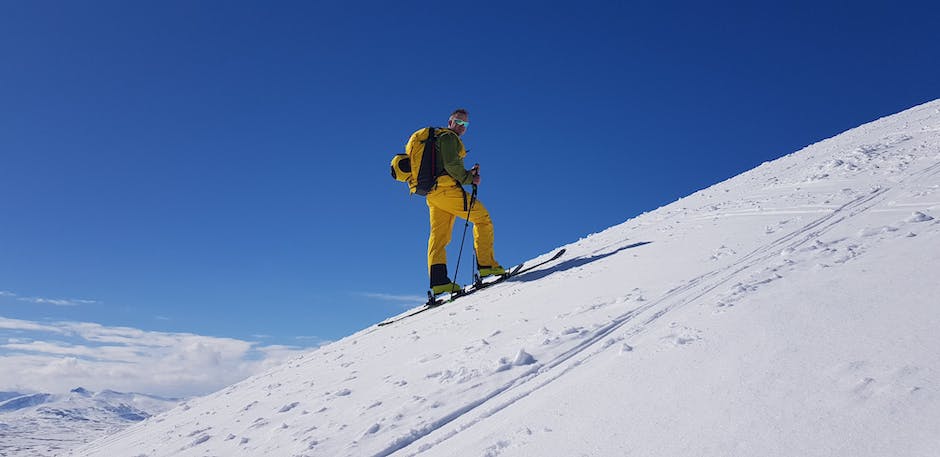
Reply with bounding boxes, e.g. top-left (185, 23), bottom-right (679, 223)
top-left (471, 164), bottom-right (481, 185)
